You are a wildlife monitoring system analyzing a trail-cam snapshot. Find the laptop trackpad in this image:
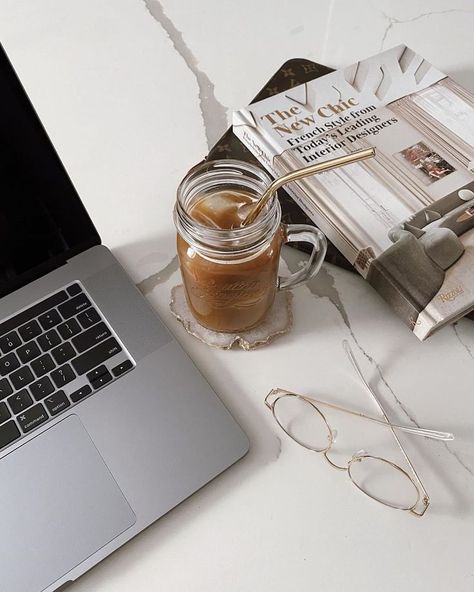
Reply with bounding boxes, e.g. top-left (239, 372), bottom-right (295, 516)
top-left (0, 415), bottom-right (136, 592)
